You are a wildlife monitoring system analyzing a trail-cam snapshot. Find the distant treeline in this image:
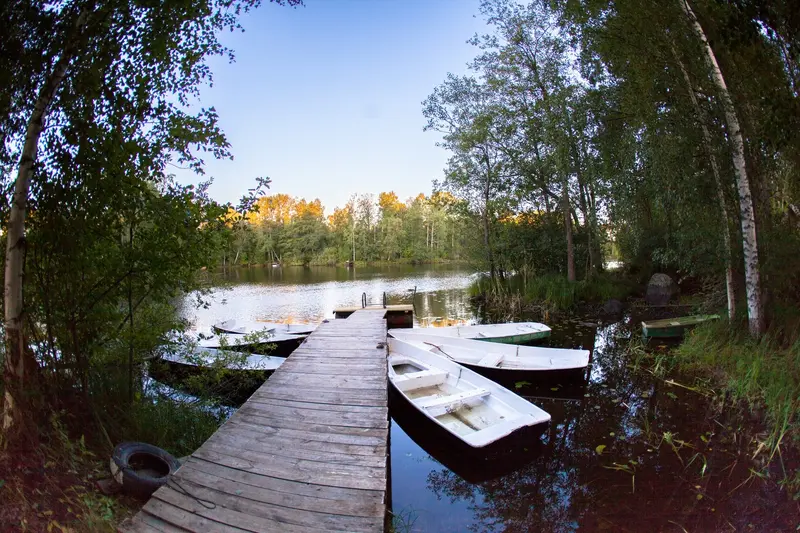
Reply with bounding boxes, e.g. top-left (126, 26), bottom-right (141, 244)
top-left (216, 191), bottom-right (472, 266)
